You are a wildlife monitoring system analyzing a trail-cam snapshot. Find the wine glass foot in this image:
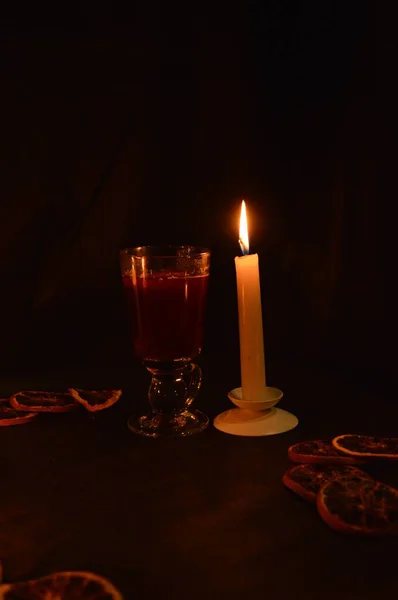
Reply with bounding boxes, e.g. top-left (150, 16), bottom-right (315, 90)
top-left (127, 409), bottom-right (209, 438)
